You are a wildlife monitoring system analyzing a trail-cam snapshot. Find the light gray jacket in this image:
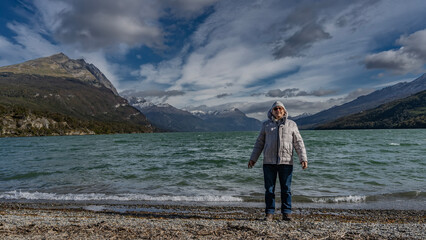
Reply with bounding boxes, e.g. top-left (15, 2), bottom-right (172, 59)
top-left (250, 106), bottom-right (307, 165)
